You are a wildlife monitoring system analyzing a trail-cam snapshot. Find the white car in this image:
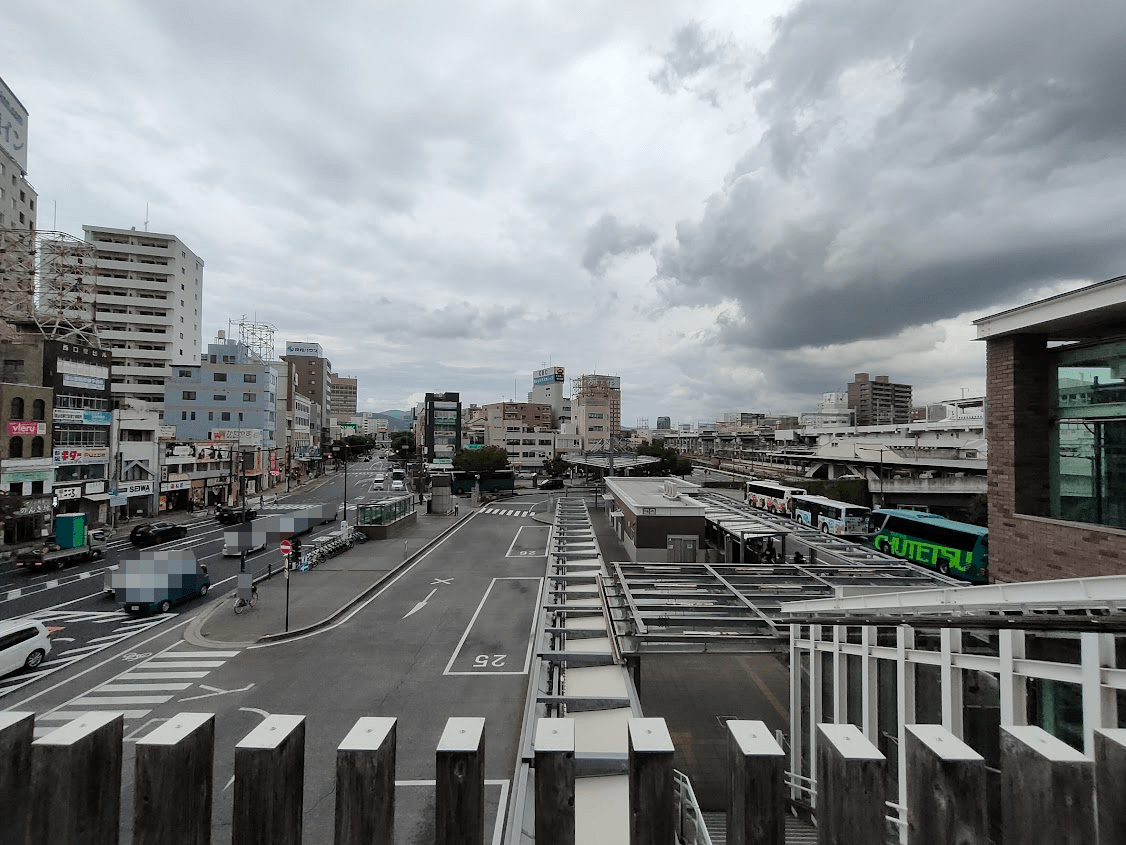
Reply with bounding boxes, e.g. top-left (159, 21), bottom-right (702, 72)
top-left (0, 619), bottom-right (52, 677)
top-left (391, 479), bottom-right (406, 491)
